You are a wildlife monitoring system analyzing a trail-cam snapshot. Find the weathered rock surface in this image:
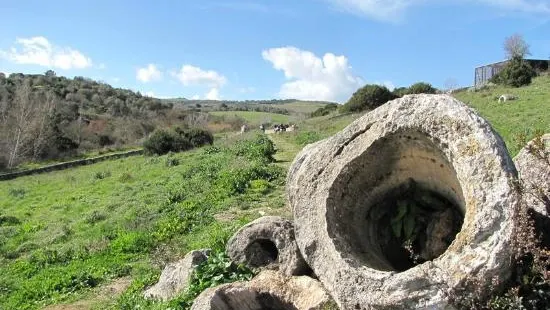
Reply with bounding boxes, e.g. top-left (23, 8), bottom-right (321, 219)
top-left (287, 94), bottom-right (519, 309)
top-left (226, 216), bottom-right (308, 276)
top-left (190, 270), bottom-right (334, 310)
top-left (144, 249), bottom-right (210, 301)
top-left (514, 134), bottom-right (550, 215)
